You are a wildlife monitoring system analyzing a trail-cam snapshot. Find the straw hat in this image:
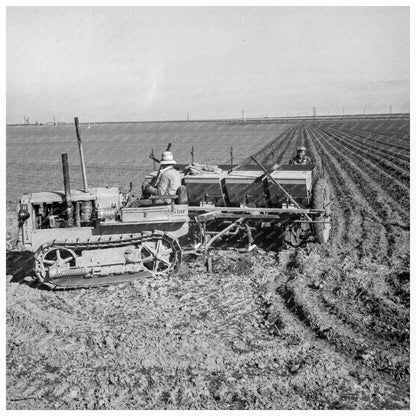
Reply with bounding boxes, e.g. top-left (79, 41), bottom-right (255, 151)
top-left (159, 151), bottom-right (176, 165)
